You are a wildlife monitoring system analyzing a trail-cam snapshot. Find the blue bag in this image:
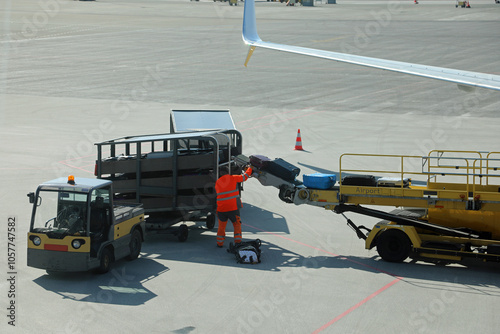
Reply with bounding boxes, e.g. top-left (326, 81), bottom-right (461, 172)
top-left (303, 173), bottom-right (337, 189)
